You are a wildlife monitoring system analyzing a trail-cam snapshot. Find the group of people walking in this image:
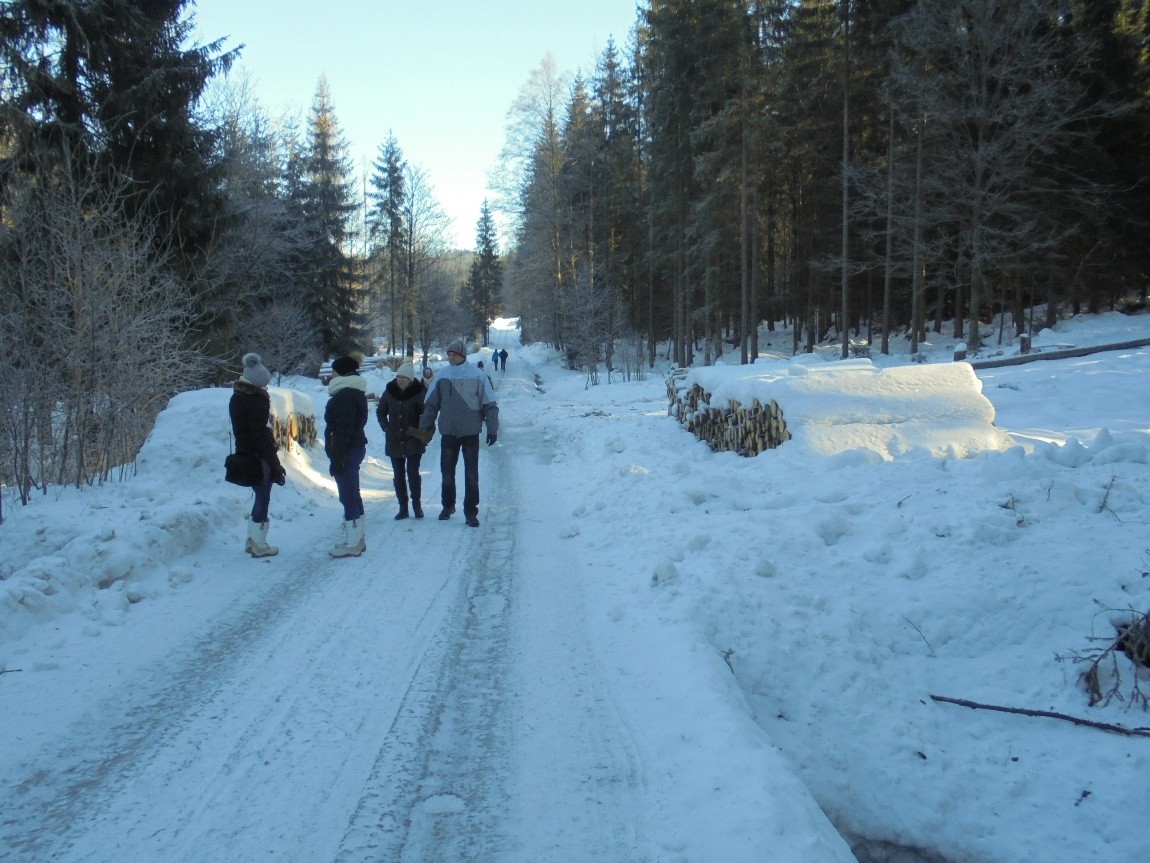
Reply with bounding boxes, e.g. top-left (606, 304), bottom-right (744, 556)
top-left (228, 340), bottom-right (500, 559)
top-left (491, 347), bottom-right (509, 372)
